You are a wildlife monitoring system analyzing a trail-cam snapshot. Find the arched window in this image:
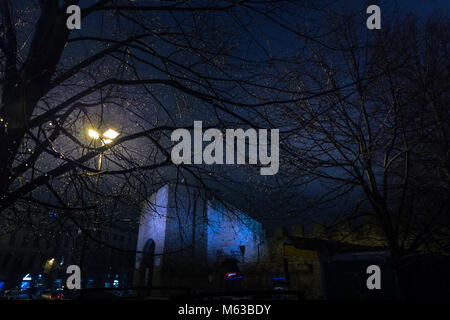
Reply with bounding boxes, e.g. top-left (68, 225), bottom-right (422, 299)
top-left (143, 239), bottom-right (155, 255)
